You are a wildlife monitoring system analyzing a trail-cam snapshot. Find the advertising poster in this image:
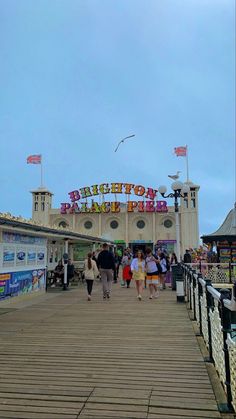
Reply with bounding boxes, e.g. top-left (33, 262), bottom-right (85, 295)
top-left (9, 269), bottom-right (46, 297)
top-left (16, 246), bottom-right (26, 266)
top-left (0, 273), bottom-right (11, 299)
top-left (27, 249), bottom-right (37, 265)
top-left (3, 246), bottom-right (15, 267)
top-left (37, 249), bottom-right (45, 265)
